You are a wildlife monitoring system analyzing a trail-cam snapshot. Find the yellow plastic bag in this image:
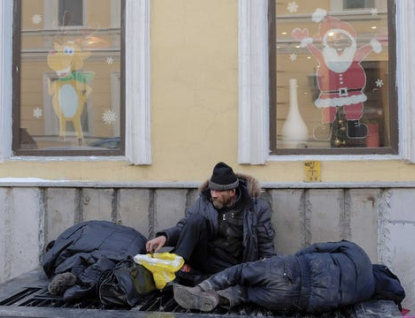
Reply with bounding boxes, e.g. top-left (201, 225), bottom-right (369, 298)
top-left (133, 252), bottom-right (184, 289)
